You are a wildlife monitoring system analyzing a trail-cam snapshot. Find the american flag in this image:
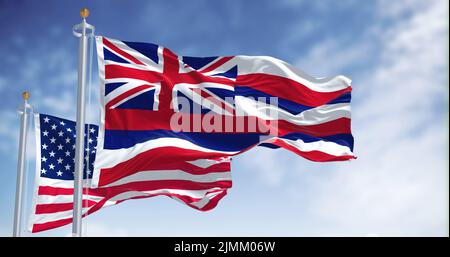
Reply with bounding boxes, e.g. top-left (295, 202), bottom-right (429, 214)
top-left (28, 114), bottom-right (103, 232)
top-left (92, 36), bottom-right (355, 192)
top-left (29, 114), bottom-right (231, 233)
